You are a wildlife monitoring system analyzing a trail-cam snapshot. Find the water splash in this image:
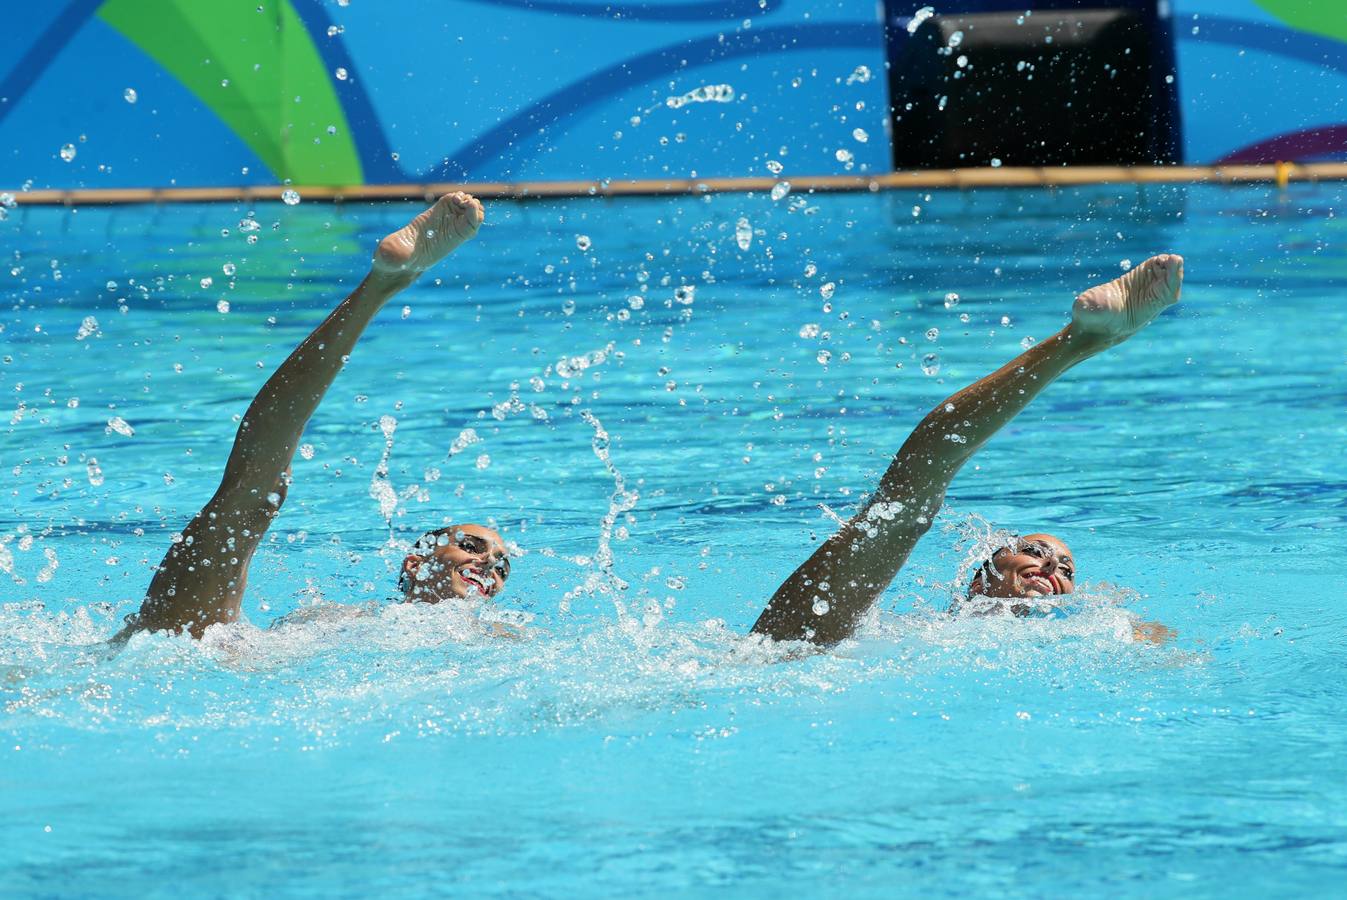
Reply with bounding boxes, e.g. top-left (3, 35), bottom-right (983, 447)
top-left (735, 217), bottom-right (752, 251)
top-left (665, 84), bottom-right (735, 109)
top-left (368, 414), bottom-right (399, 524)
top-left (845, 65), bottom-right (871, 85)
top-left (562, 411), bottom-right (639, 616)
